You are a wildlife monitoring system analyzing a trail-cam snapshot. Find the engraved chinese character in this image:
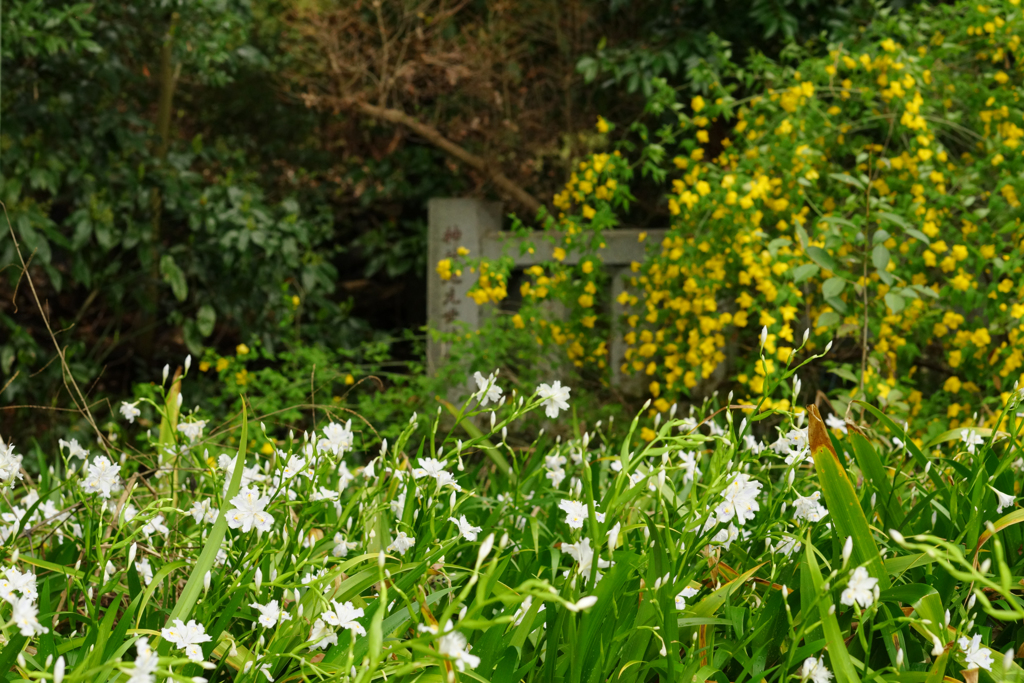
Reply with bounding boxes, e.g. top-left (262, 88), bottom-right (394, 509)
top-left (443, 309), bottom-right (460, 324)
top-left (443, 226), bottom-right (462, 243)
